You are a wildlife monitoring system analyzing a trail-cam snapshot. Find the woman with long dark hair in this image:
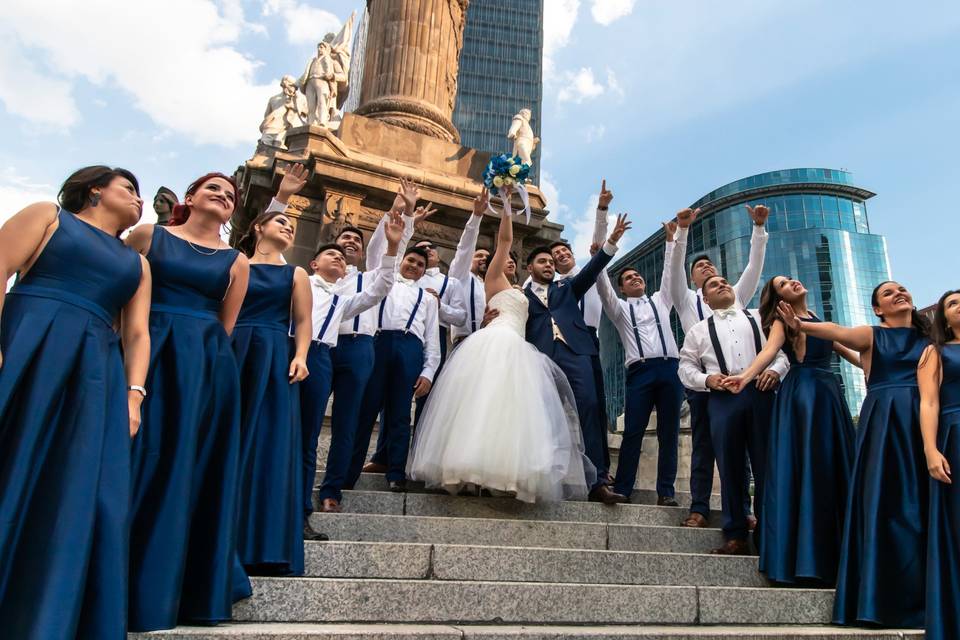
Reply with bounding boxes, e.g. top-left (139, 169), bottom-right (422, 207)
top-left (917, 289), bottom-right (960, 640)
top-left (125, 172), bottom-right (251, 631)
top-left (724, 276), bottom-right (858, 585)
top-left (231, 165), bottom-right (312, 576)
top-left (0, 166), bottom-right (151, 639)
top-left (779, 280), bottom-right (930, 628)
